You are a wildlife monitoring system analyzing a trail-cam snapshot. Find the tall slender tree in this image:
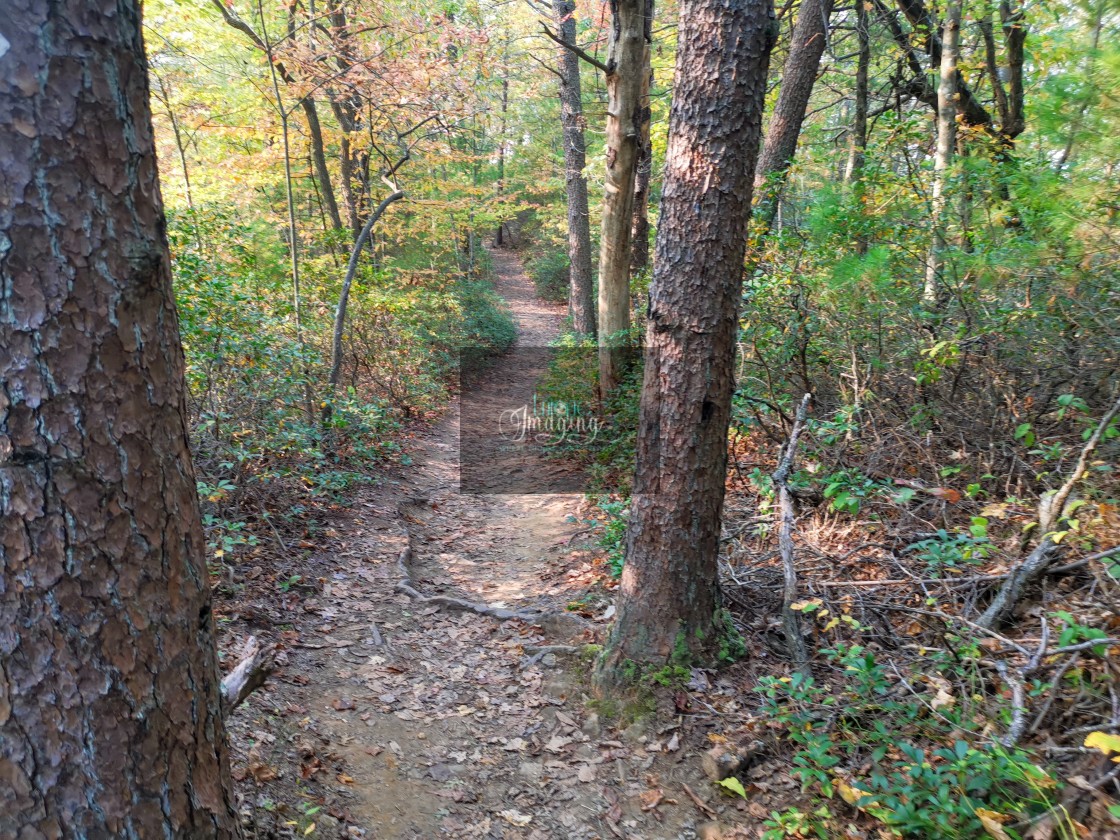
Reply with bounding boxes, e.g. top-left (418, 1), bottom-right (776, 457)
top-left (752, 0), bottom-right (835, 231)
top-left (595, 0), bottom-right (777, 688)
top-left (552, 0), bottom-right (597, 335)
top-left (924, 0), bottom-right (961, 305)
top-left (597, 0), bottom-right (652, 401)
top-left (844, 0), bottom-right (871, 185)
top-left (629, 0), bottom-right (656, 277)
top-left (0, 0), bottom-right (241, 835)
